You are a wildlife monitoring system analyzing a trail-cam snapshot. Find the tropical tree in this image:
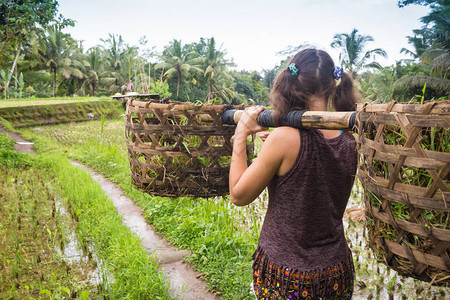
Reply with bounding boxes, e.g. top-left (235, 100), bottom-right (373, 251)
top-left (121, 45), bottom-right (140, 84)
top-left (358, 67), bottom-right (398, 102)
top-left (76, 47), bottom-right (116, 96)
top-left (232, 70), bottom-right (269, 105)
top-left (206, 70), bottom-right (235, 103)
top-left (393, 50), bottom-right (450, 99)
top-left (28, 26), bottom-right (87, 97)
top-left (400, 29), bottom-right (434, 60)
top-left (263, 68), bottom-right (277, 91)
top-left (398, 0), bottom-right (449, 50)
top-left (156, 39), bottom-right (203, 98)
top-left (331, 29), bottom-right (387, 77)
top-left (99, 33), bottom-right (128, 91)
top-left (394, 0), bottom-right (450, 99)
top-left (0, 69), bottom-right (13, 99)
top-left (203, 37), bottom-right (234, 102)
top-left (0, 0), bottom-right (65, 56)
top-left (100, 33), bottom-right (125, 71)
